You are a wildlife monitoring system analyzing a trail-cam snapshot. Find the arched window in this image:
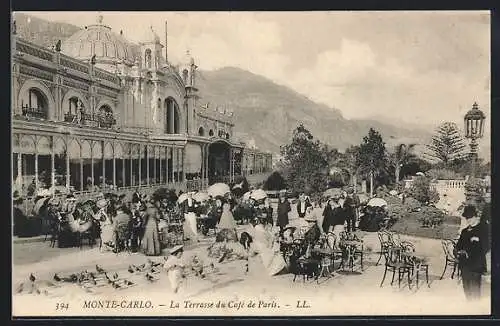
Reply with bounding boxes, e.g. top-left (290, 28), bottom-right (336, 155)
top-left (225, 133), bottom-right (230, 140)
top-left (198, 126), bottom-right (205, 136)
top-left (164, 97), bottom-right (180, 134)
top-left (209, 129), bottom-right (214, 137)
top-left (145, 49), bottom-right (152, 68)
top-left (182, 69), bottom-right (189, 84)
top-left (21, 88), bottom-right (48, 119)
top-left (98, 105), bottom-right (115, 128)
